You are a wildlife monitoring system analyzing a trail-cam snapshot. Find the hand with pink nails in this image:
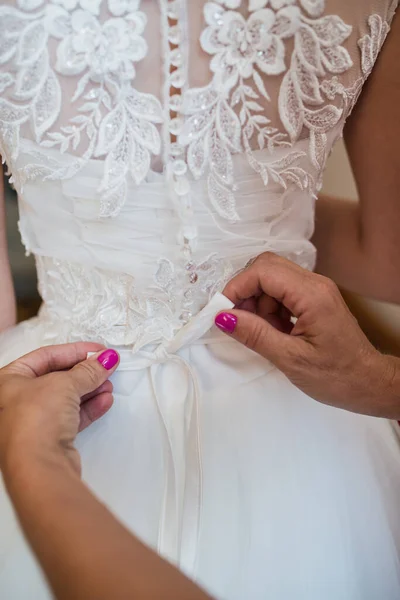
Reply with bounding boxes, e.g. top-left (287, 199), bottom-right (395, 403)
top-left (0, 344), bottom-right (212, 600)
top-left (0, 343), bottom-right (119, 476)
top-left (216, 252), bottom-right (400, 419)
